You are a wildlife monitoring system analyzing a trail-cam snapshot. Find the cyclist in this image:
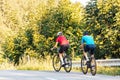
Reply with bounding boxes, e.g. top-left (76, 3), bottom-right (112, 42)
top-left (51, 32), bottom-right (69, 66)
top-left (80, 31), bottom-right (96, 61)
